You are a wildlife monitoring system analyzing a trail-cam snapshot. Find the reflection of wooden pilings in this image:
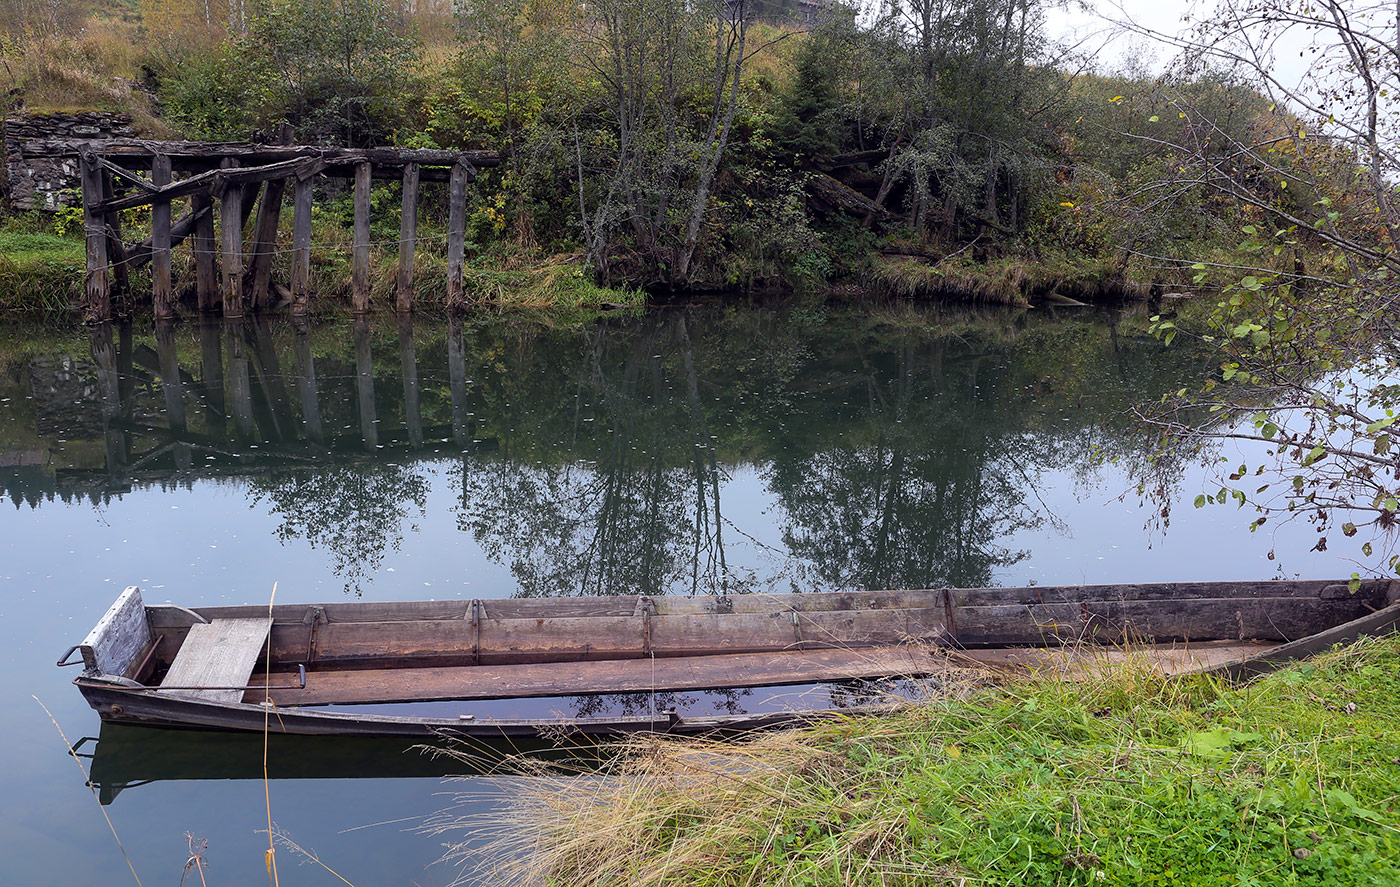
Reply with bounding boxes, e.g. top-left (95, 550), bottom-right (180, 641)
top-left (446, 162), bottom-right (468, 309)
top-left (396, 163), bottom-right (419, 314)
top-left (225, 322), bottom-right (255, 441)
top-left (397, 316), bottom-right (423, 448)
top-left (447, 315), bottom-right (469, 446)
top-left (80, 154), bottom-right (110, 324)
top-left (198, 322), bottom-right (226, 439)
top-left (152, 154), bottom-right (174, 319)
top-left (353, 317), bottom-right (378, 450)
top-left (290, 176), bottom-right (313, 316)
top-left (219, 160), bottom-right (245, 318)
top-left (155, 322), bottom-right (192, 469)
top-left (192, 194), bottom-right (219, 313)
top-left (89, 323), bottom-right (126, 477)
top-left (353, 162), bottom-right (372, 314)
top-left (292, 317), bottom-right (323, 444)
